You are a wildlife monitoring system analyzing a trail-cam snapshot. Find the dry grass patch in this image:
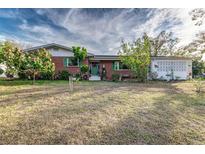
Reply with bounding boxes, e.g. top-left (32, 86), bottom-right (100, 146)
top-left (0, 80), bottom-right (204, 144)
